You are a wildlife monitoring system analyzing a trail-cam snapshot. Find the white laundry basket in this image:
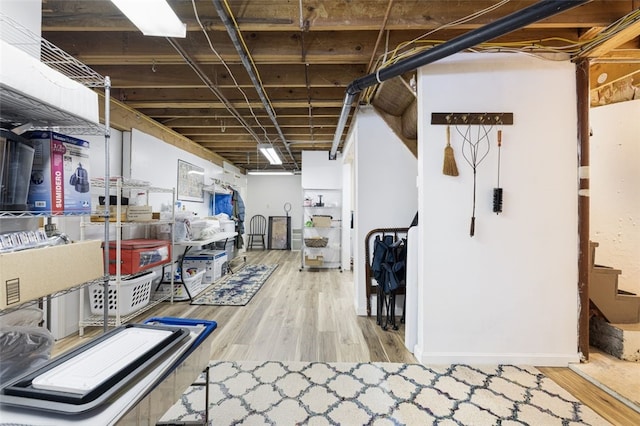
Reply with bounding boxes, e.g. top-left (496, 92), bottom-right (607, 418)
top-left (89, 270), bottom-right (156, 316)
